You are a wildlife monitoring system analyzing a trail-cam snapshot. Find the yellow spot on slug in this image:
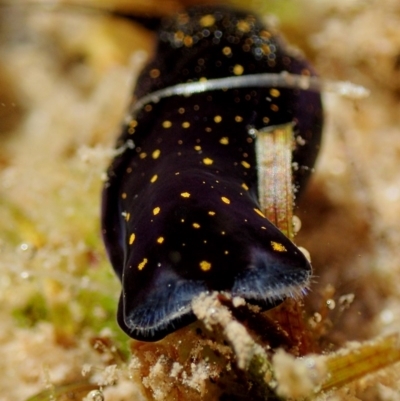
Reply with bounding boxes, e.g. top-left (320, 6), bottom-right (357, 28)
top-left (219, 137), bottom-right (229, 145)
top-left (152, 149), bottom-right (161, 159)
top-left (139, 152), bottom-right (147, 159)
top-left (178, 107), bottom-right (185, 114)
top-left (183, 35), bottom-right (193, 47)
top-left (194, 145), bottom-right (202, 151)
top-left (271, 241), bottom-right (287, 252)
top-left (270, 88), bottom-right (280, 97)
top-left (153, 207), bottom-right (160, 215)
top-left (208, 211), bottom-right (215, 216)
top-left (129, 233), bottom-right (135, 245)
top-left (125, 212), bottom-right (131, 222)
top-left (203, 157), bottom-right (214, 165)
top-left (270, 104), bottom-right (279, 112)
top-left (150, 174), bottom-right (158, 183)
top-left (221, 197), bottom-right (230, 204)
top-left (121, 192), bottom-right (127, 199)
top-left (157, 237), bottom-right (164, 244)
top-left (192, 223), bottom-right (200, 229)
top-left (254, 208), bottom-right (265, 218)
top-left (242, 183), bottom-right (249, 191)
top-left (175, 30), bottom-right (184, 41)
top-left (233, 64), bottom-right (244, 76)
top-left (150, 68), bottom-right (160, 78)
top-left (182, 121), bottom-right (190, 128)
top-left (237, 20), bottom-right (251, 32)
top-left (214, 115), bottom-right (222, 123)
top-left (181, 192), bottom-right (191, 198)
top-left (200, 260), bottom-right (212, 271)
top-left (162, 120), bottom-right (172, 129)
top-left (138, 258), bottom-right (148, 270)
top-left (260, 30), bottom-right (271, 39)
top-left (222, 46), bottom-right (232, 56)
top-left (199, 14), bottom-right (215, 27)
top-left (241, 161), bottom-right (251, 169)
top-left (261, 44), bottom-right (271, 55)
top-left (235, 115), bottom-right (243, 122)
